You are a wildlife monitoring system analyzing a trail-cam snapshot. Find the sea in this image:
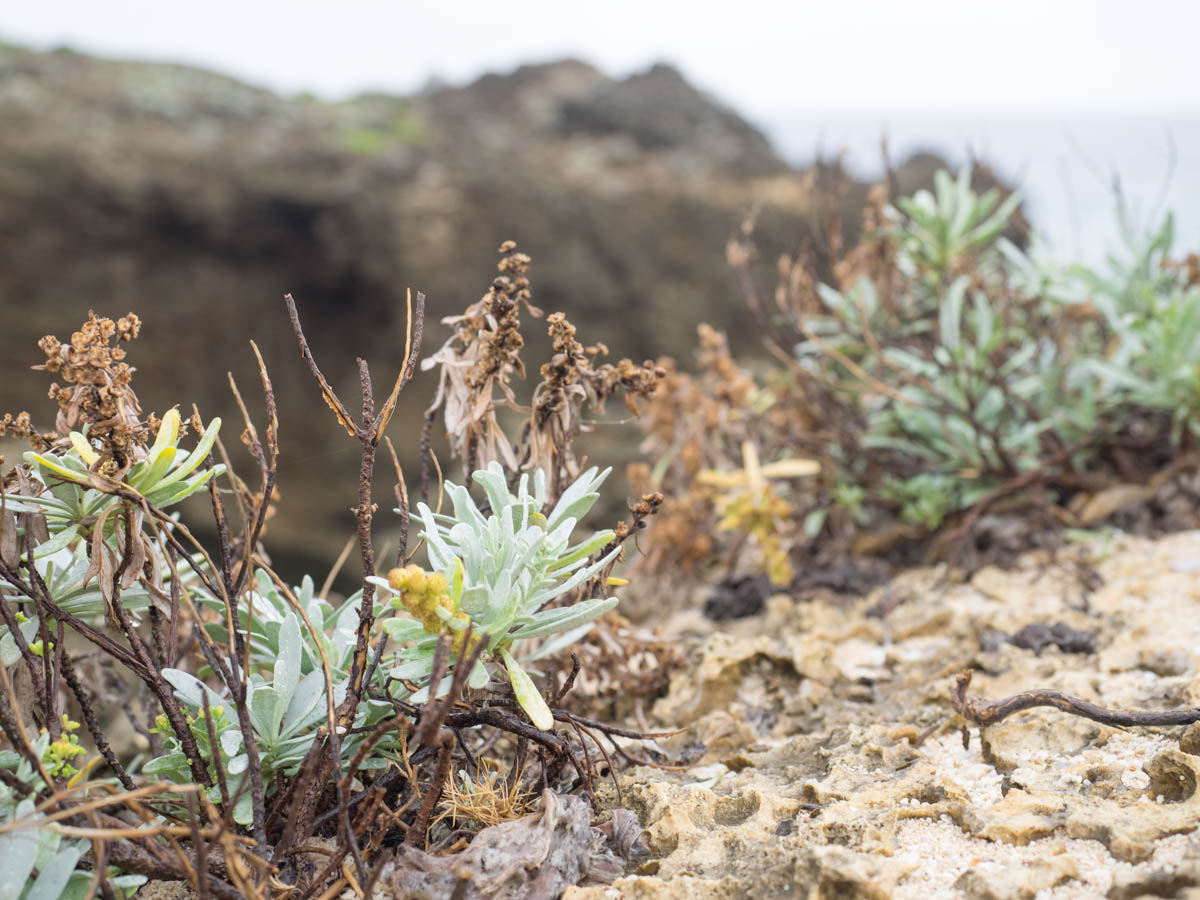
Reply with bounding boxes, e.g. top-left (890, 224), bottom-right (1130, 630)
top-left (764, 113), bottom-right (1200, 266)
